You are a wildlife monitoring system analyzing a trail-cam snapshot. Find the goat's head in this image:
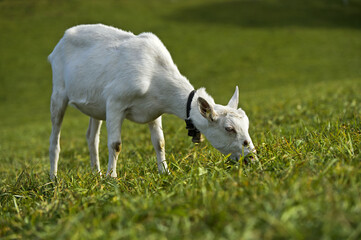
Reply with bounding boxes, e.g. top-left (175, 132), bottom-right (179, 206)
top-left (193, 87), bottom-right (256, 163)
